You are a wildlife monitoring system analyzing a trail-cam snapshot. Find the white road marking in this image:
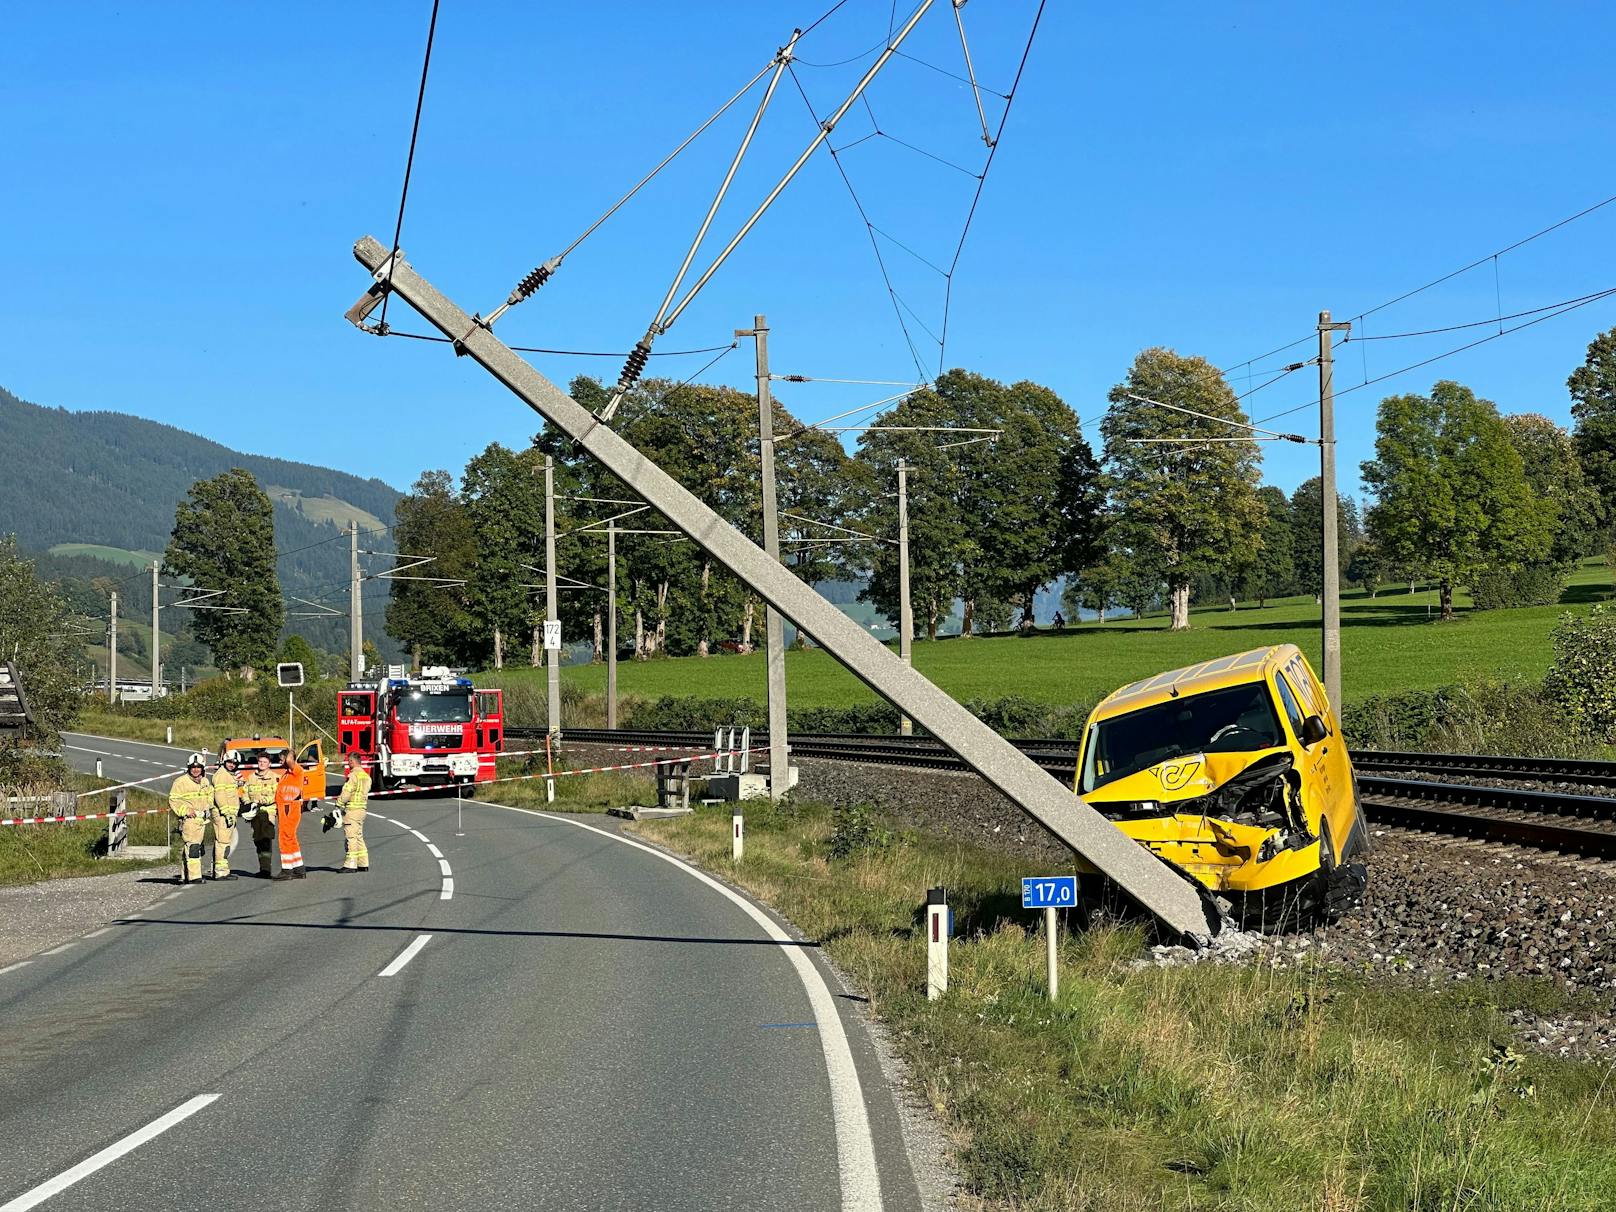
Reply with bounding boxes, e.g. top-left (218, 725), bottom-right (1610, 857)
top-left (82, 928), bottom-right (110, 939)
top-left (481, 801), bottom-right (883, 1212)
top-left (379, 933), bottom-right (432, 977)
top-left (0, 961), bottom-right (32, 976)
top-left (370, 813), bottom-right (453, 901)
top-left (41, 943), bottom-right (75, 956)
top-left (0, 1093), bottom-right (220, 1211)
